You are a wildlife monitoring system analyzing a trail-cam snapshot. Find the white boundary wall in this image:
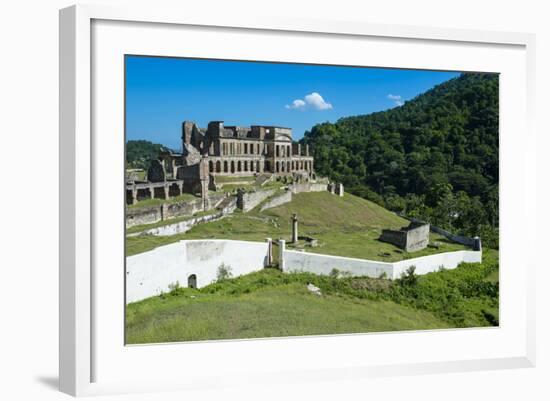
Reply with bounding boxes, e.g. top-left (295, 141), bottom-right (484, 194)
top-left (283, 250), bottom-right (482, 280)
top-left (126, 239), bottom-right (269, 303)
top-left (127, 240), bottom-right (482, 303)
